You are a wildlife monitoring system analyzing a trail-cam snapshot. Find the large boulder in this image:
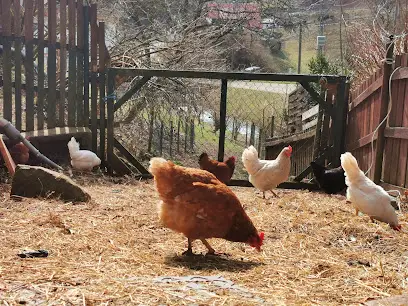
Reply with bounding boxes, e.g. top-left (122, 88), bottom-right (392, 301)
top-left (11, 165), bottom-right (91, 202)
